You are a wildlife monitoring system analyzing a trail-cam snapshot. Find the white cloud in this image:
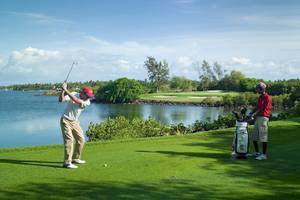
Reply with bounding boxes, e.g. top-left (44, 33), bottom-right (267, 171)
top-left (85, 35), bottom-right (174, 57)
top-left (177, 56), bottom-right (193, 67)
top-left (85, 36), bottom-right (110, 46)
top-left (170, 56), bottom-right (198, 79)
top-left (2, 47), bottom-right (62, 74)
top-left (176, 0), bottom-right (194, 4)
top-left (117, 59), bottom-right (131, 71)
top-left (0, 42), bottom-right (151, 84)
top-left (4, 11), bottom-right (73, 25)
top-left (231, 57), bottom-right (250, 65)
top-left (222, 59), bottom-right (300, 80)
top-left (118, 59), bottom-right (129, 65)
top-left (1, 31), bottom-right (300, 85)
top-left (0, 35), bottom-right (172, 83)
top-left (0, 57), bottom-right (4, 65)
